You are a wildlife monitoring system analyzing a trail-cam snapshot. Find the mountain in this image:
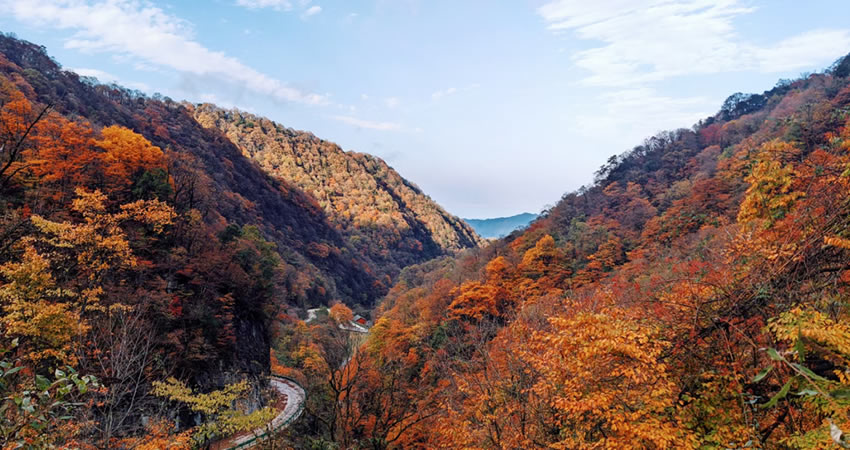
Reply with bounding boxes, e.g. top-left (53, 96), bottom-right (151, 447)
top-left (6, 28), bottom-right (850, 449)
top-left (0, 32), bottom-right (479, 446)
top-left (0, 34), bottom-right (481, 307)
top-left (278, 53), bottom-right (850, 447)
top-left (0, 35), bottom-right (380, 306)
top-left (464, 212), bottom-right (537, 238)
top-left (191, 104), bottom-right (482, 276)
